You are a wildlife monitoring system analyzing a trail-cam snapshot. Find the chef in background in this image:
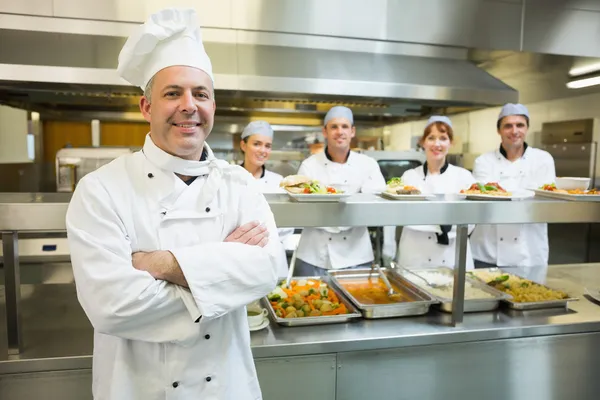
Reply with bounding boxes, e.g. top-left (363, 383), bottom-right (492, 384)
top-left (66, 8), bottom-right (280, 399)
top-left (396, 116), bottom-right (476, 269)
top-left (240, 120), bottom-right (293, 278)
top-left (470, 103), bottom-right (556, 283)
top-left (295, 106), bottom-right (386, 276)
